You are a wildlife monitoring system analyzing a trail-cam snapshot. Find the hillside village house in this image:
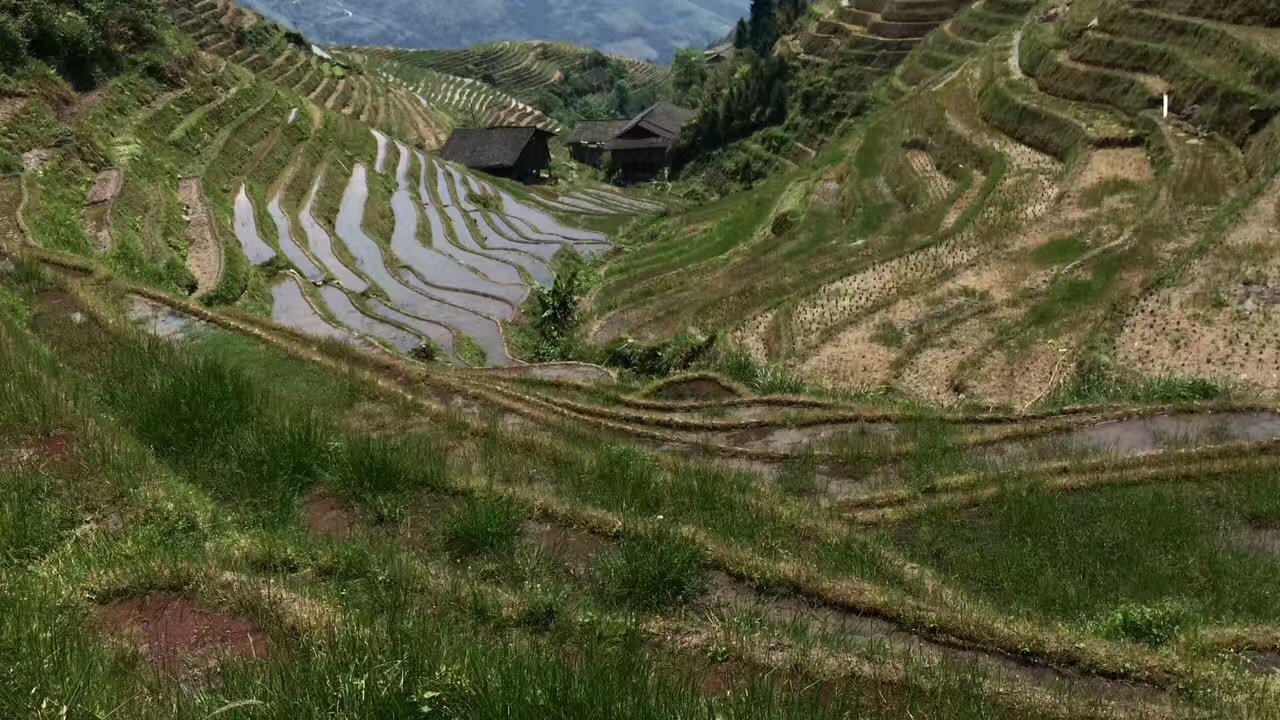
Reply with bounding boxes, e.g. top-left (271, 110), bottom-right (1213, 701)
top-left (440, 126), bottom-right (555, 182)
top-left (566, 102), bottom-right (696, 182)
top-left (703, 43), bottom-right (736, 65)
top-left (565, 119), bottom-right (627, 168)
